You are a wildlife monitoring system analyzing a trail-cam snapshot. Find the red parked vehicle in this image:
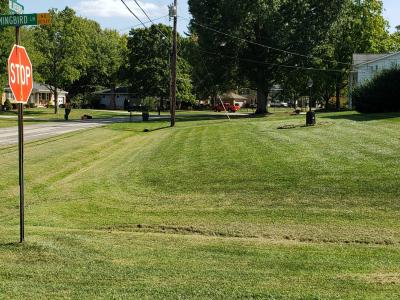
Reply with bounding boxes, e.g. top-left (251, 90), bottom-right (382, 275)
top-left (214, 102), bottom-right (241, 113)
